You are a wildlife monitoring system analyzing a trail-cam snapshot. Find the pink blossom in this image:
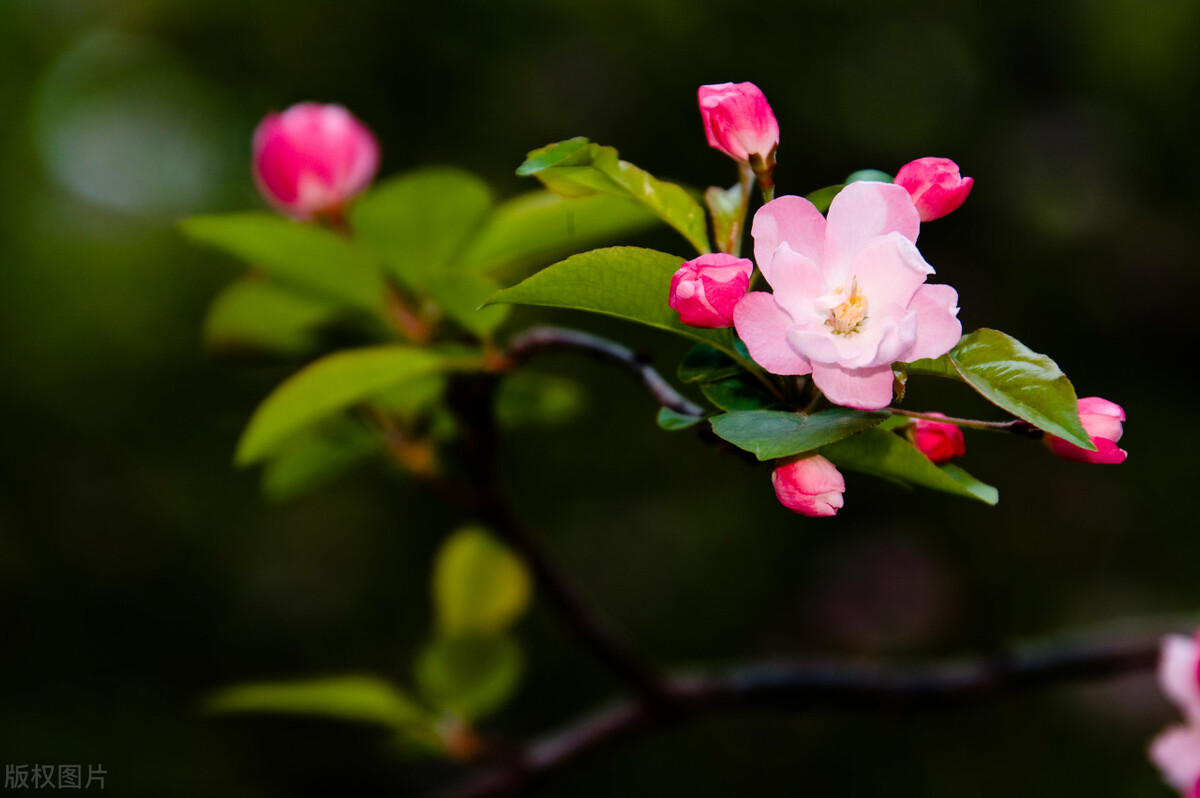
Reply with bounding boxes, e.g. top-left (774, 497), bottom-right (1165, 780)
top-left (907, 413), bottom-right (966, 464)
top-left (253, 102), bottom-right (380, 219)
top-left (669, 254), bottom-right (753, 329)
top-left (1151, 633), bottom-right (1200, 796)
top-left (1044, 396), bottom-right (1127, 464)
top-left (772, 454), bottom-right (846, 517)
top-left (734, 181), bottom-right (962, 410)
top-left (698, 82), bottom-right (779, 169)
top-left (894, 157), bottom-right (973, 222)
